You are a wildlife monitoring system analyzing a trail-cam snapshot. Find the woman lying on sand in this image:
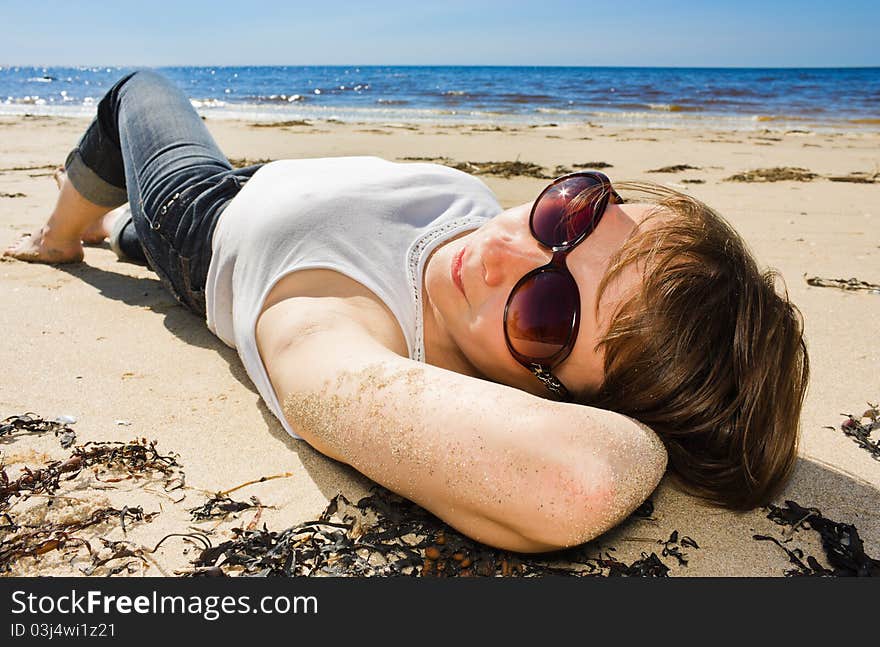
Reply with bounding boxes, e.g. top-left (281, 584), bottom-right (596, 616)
top-left (4, 71), bottom-right (809, 552)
